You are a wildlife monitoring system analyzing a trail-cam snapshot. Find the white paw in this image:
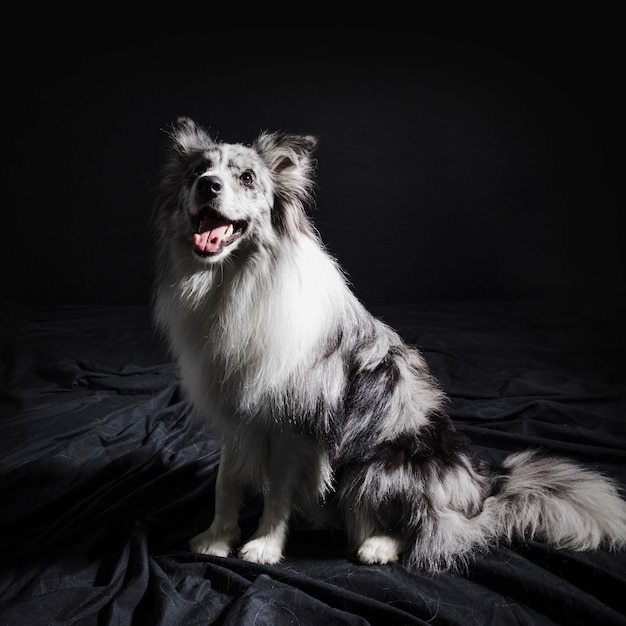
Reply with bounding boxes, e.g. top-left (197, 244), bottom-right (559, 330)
top-left (357, 535), bottom-right (402, 565)
top-left (190, 529), bottom-right (235, 557)
top-left (238, 537), bottom-right (284, 565)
